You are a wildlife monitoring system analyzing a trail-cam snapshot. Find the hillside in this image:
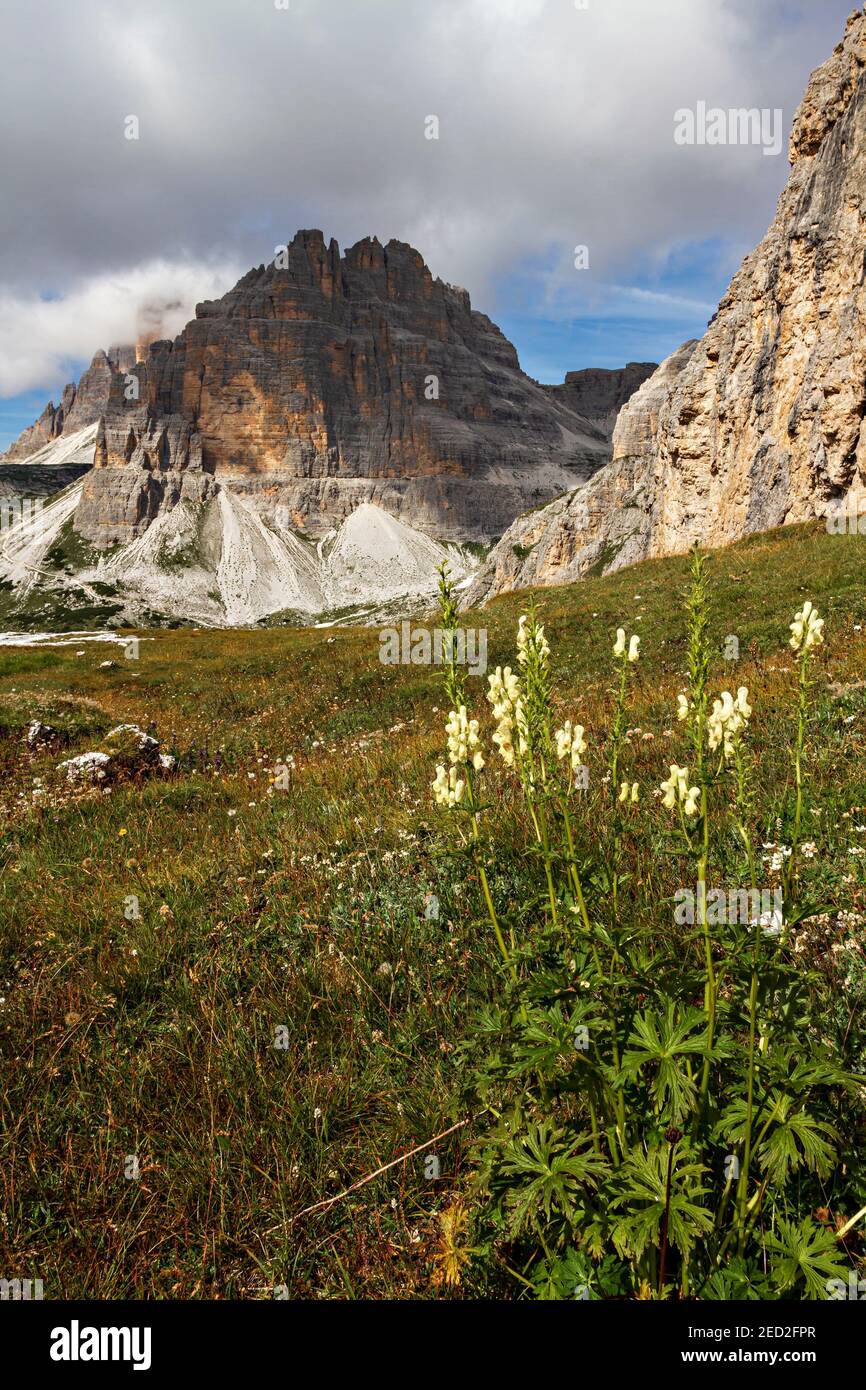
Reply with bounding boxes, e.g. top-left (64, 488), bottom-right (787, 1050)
top-left (1, 519), bottom-right (864, 1298)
